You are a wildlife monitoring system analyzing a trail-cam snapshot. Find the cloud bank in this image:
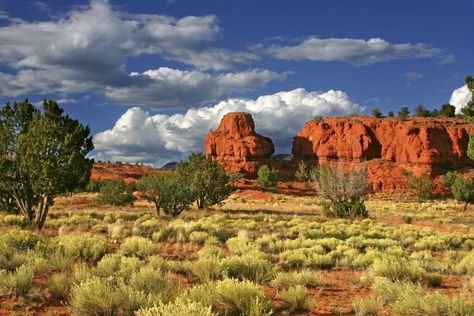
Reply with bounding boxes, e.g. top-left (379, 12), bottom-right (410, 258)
top-left (93, 88), bottom-right (364, 166)
top-left (264, 37), bottom-right (454, 65)
top-left (0, 0), bottom-right (274, 107)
